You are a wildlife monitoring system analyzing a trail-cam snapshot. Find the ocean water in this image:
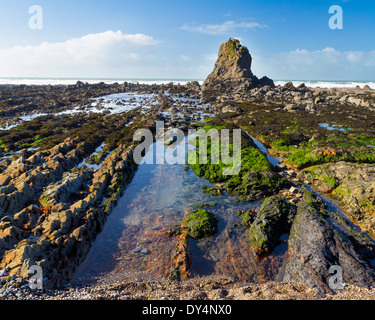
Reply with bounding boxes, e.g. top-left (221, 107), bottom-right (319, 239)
top-left (274, 80), bottom-right (375, 89)
top-left (0, 77), bottom-right (374, 89)
top-left (0, 78), bottom-right (202, 86)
